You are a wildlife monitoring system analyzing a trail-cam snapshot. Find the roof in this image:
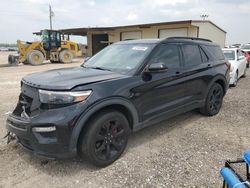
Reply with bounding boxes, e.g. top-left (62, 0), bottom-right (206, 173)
top-left (57, 20), bottom-right (226, 36)
top-left (113, 37), bottom-right (216, 46)
top-left (115, 39), bottom-right (162, 44)
top-left (191, 20), bottom-right (226, 33)
top-left (165, 37), bottom-right (215, 45)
